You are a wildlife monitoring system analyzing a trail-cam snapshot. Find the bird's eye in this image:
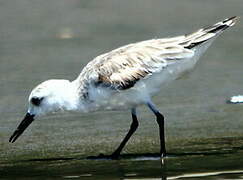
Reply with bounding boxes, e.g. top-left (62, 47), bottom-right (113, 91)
top-left (31, 97), bottom-right (44, 106)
